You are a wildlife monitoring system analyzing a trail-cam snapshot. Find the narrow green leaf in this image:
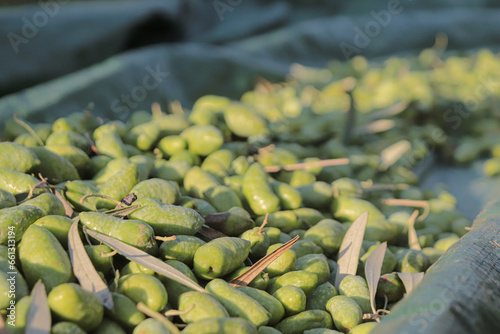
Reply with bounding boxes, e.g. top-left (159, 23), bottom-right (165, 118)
top-left (335, 212), bottom-right (368, 289)
top-left (398, 272), bottom-right (425, 295)
top-left (103, 204), bottom-right (141, 218)
top-left (85, 228), bottom-right (206, 293)
top-left (25, 280), bottom-right (51, 334)
top-left (365, 242), bottom-right (387, 315)
top-left (68, 221), bottom-right (114, 310)
top-left (408, 210), bottom-right (421, 250)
